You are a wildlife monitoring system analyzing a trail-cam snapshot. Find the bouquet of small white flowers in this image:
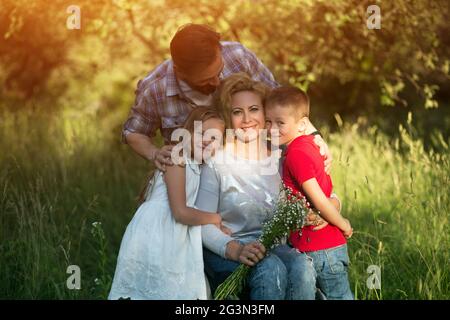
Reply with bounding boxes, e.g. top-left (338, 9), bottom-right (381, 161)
top-left (214, 182), bottom-right (310, 300)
